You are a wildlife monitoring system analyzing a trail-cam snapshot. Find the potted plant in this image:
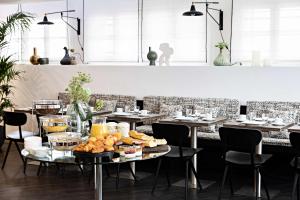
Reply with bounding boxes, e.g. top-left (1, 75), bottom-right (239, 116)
top-left (0, 12), bottom-right (33, 149)
top-left (213, 42), bottom-right (230, 66)
top-left (65, 72), bottom-right (93, 134)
